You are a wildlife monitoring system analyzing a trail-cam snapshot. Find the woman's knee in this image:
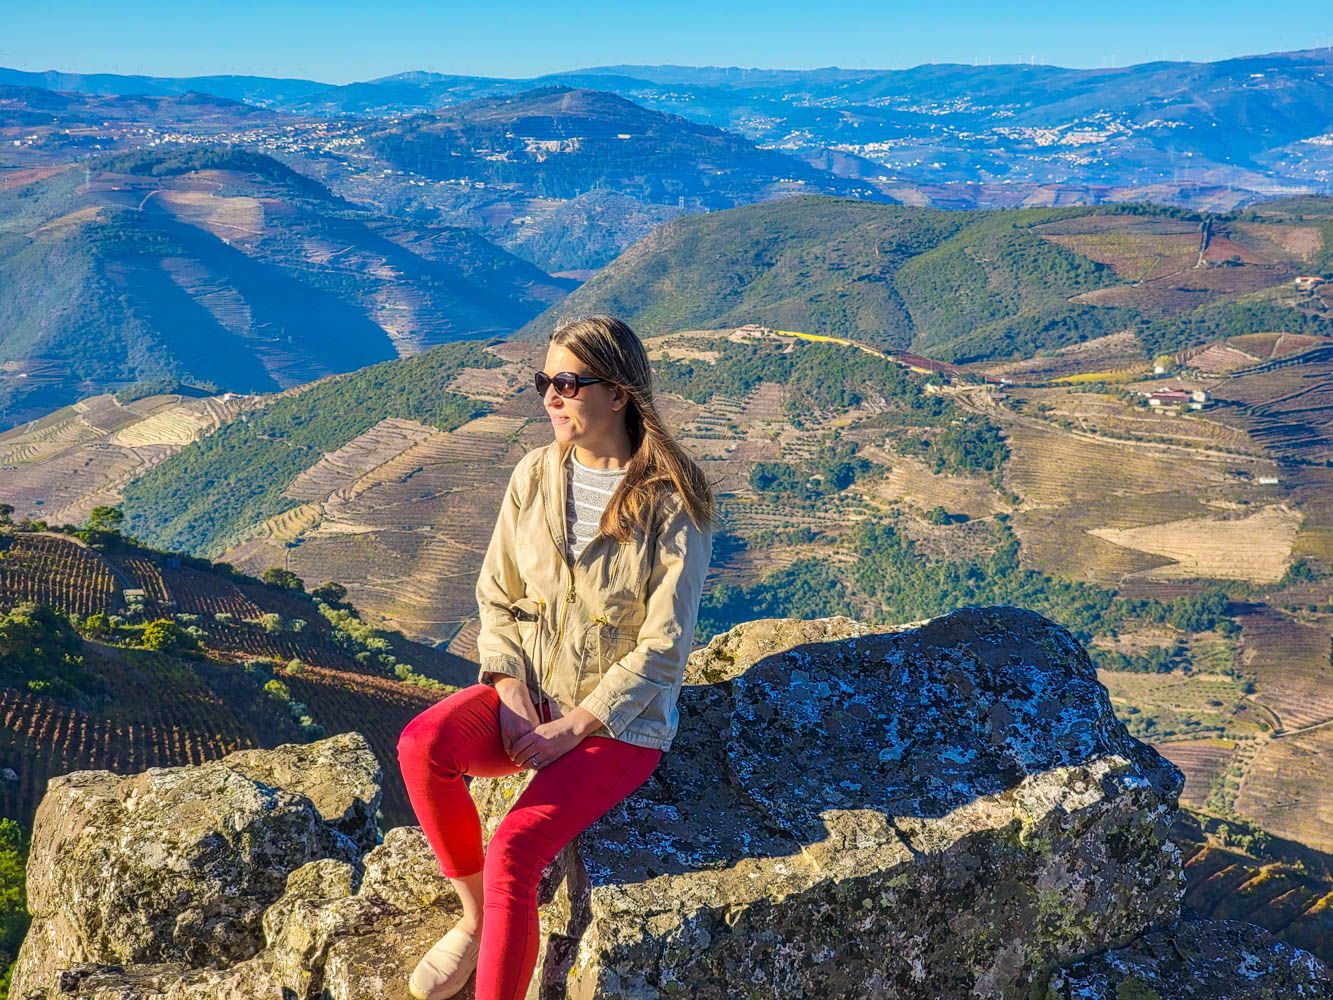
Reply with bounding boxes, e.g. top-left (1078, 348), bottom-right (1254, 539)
top-left (395, 710), bottom-right (459, 773)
